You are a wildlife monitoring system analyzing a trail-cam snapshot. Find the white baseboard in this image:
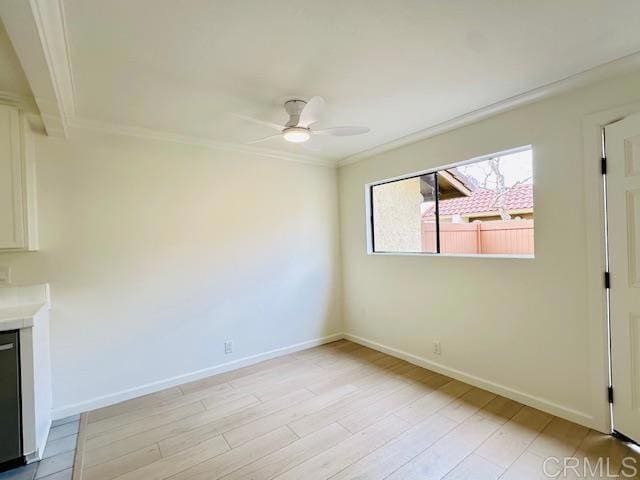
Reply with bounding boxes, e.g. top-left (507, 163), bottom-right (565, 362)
top-left (51, 332), bottom-right (343, 419)
top-left (343, 333), bottom-right (597, 430)
top-left (52, 330), bottom-right (598, 431)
